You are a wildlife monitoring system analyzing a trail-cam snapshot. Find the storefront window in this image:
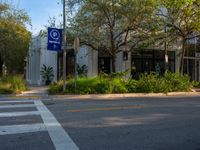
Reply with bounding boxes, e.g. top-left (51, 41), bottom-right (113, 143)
top-left (131, 49), bottom-right (175, 78)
